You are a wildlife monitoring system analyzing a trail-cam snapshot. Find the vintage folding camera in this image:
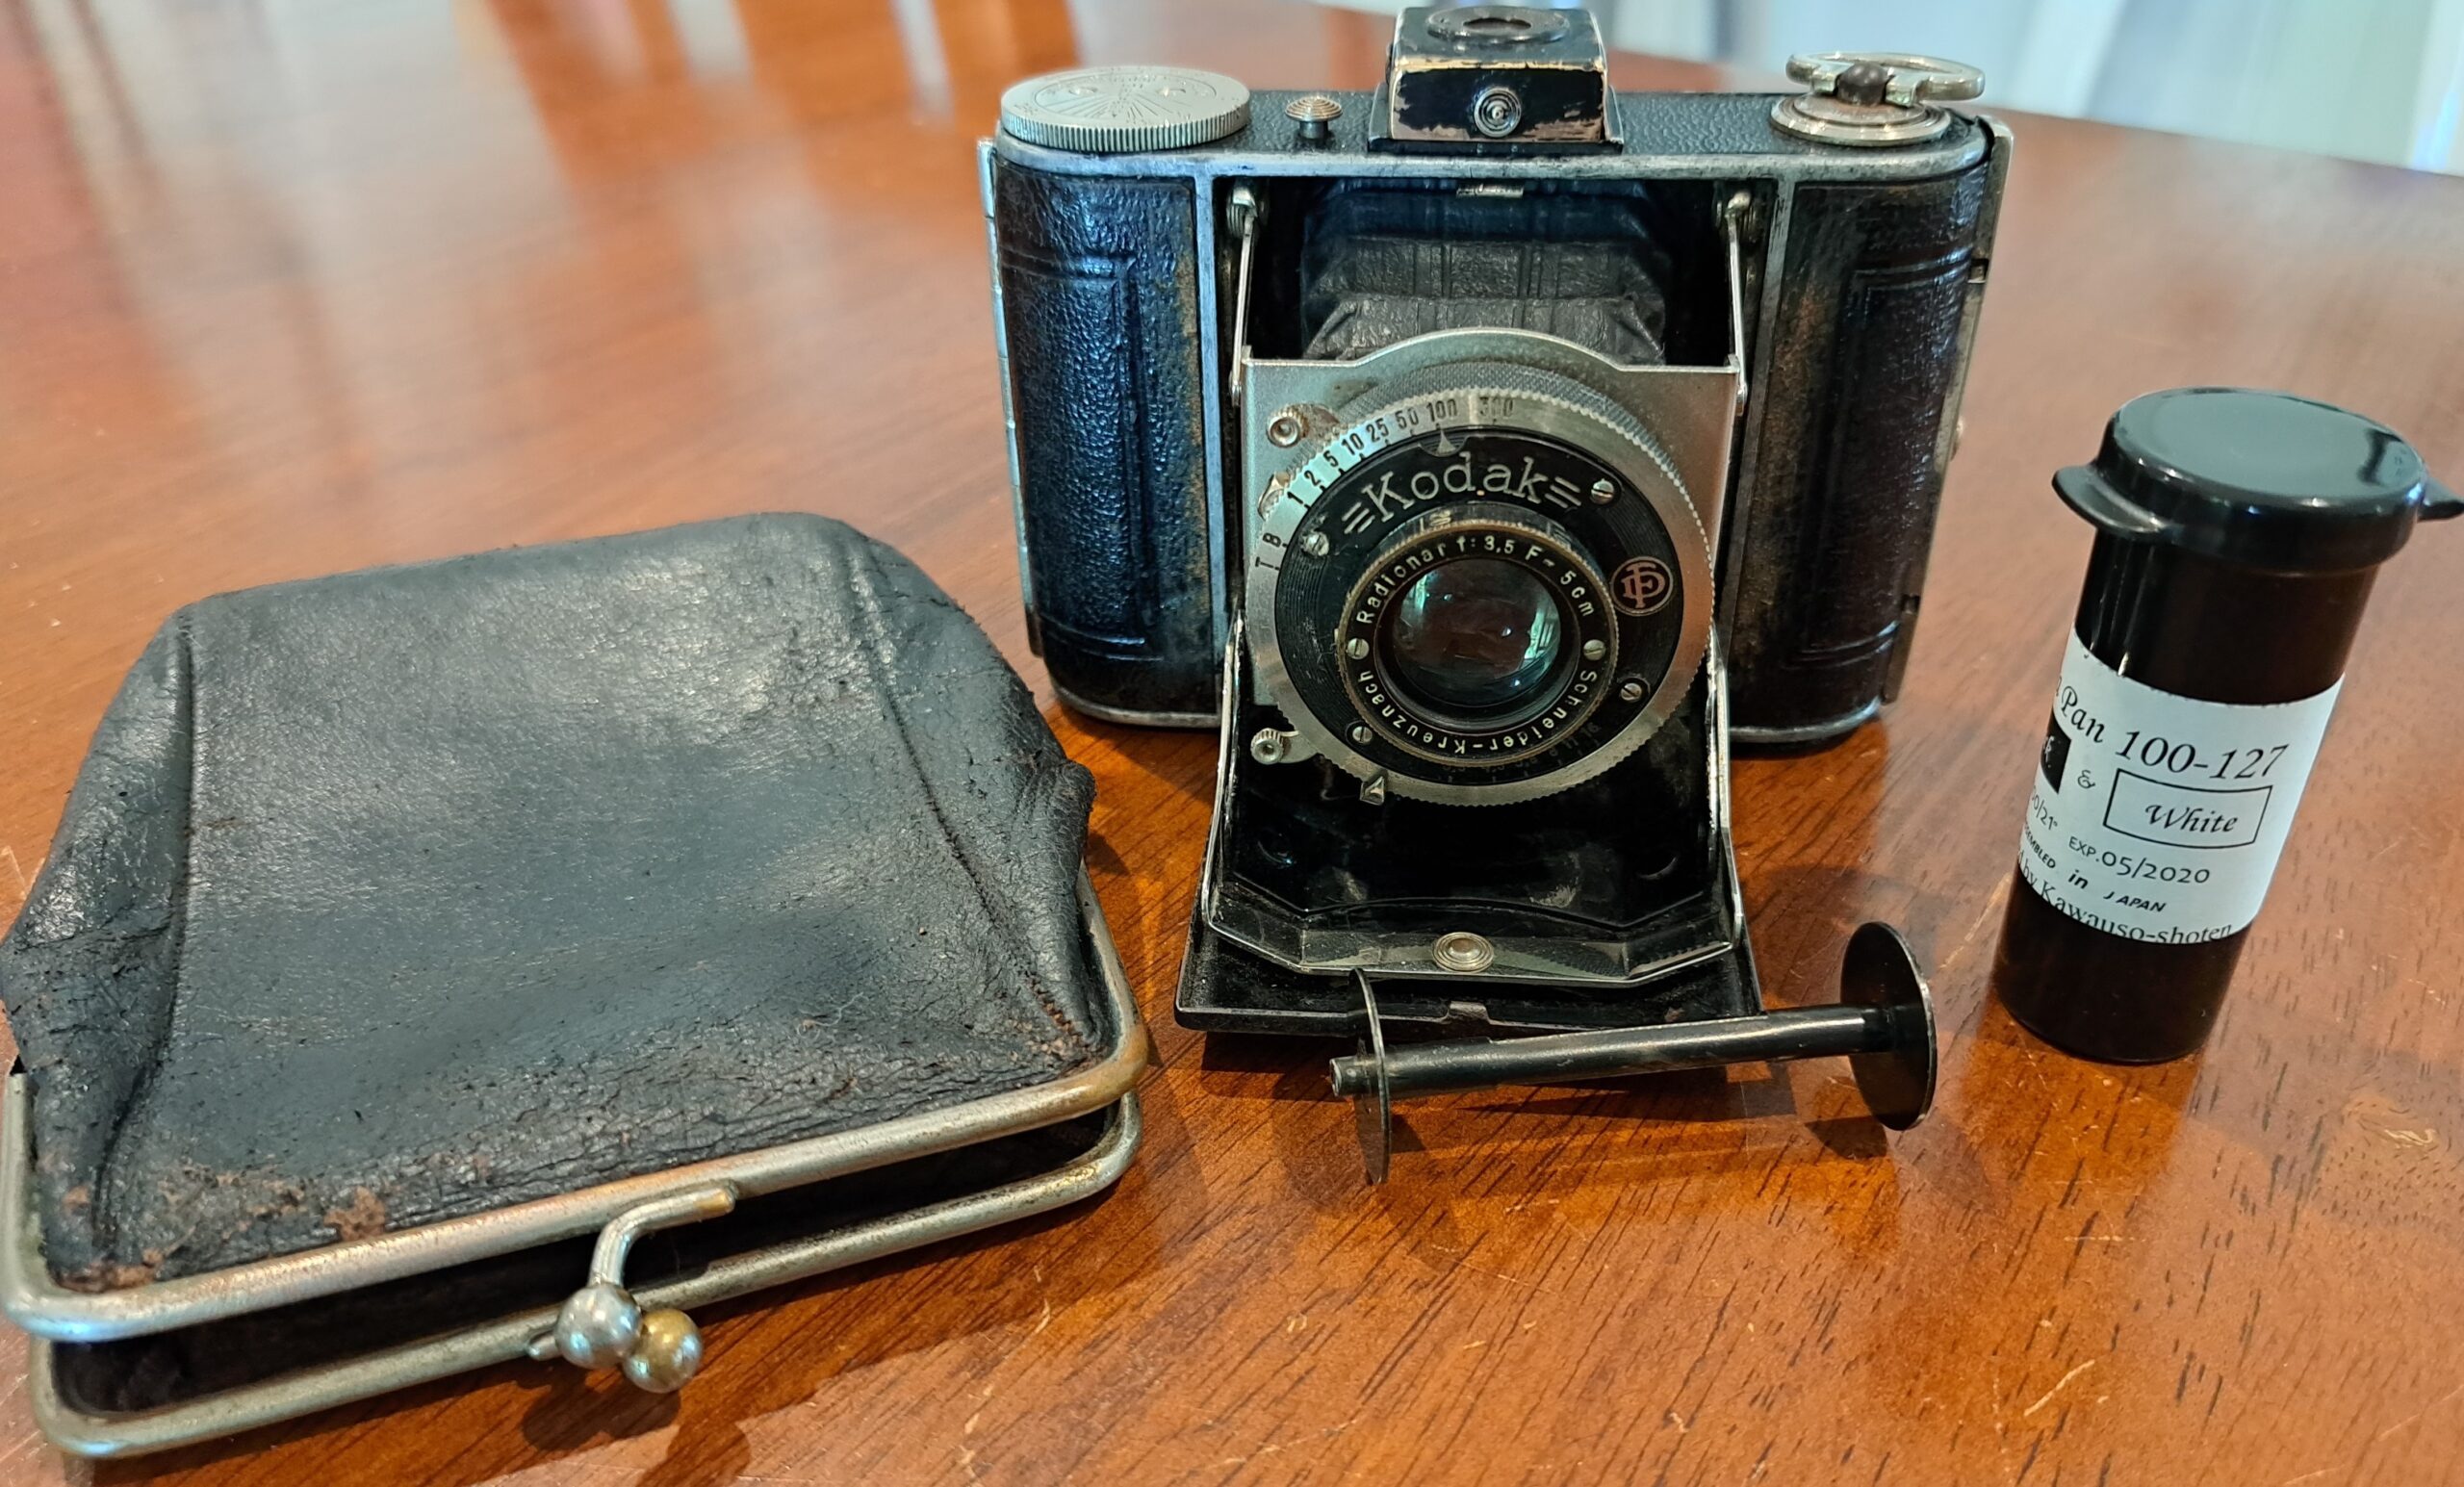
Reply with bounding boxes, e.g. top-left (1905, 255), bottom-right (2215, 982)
top-left (984, 11), bottom-right (2007, 1075)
